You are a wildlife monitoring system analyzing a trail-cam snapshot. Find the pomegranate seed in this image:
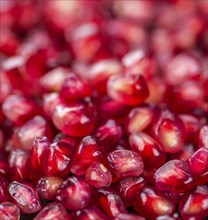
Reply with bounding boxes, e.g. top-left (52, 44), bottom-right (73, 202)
top-left (2, 94), bottom-right (41, 126)
top-left (107, 73), bottom-right (149, 106)
top-left (8, 181), bottom-right (42, 214)
top-left (0, 71), bottom-right (12, 104)
top-left (39, 67), bottom-right (67, 93)
top-left (151, 109), bottom-right (185, 153)
top-left (56, 176), bottom-right (91, 210)
top-left (34, 202), bottom-right (71, 220)
top-left (107, 150), bottom-right (144, 180)
top-left (125, 104), bottom-right (154, 134)
top-left (26, 137), bottom-right (50, 180)
top-left (0, 202), bottom-right (20, 220)
top-left (11, 115), bottom-right (52, 151)
top-left (60, 72), bottom-right (91, 102)
top-left (134, 186), bottom-right (175, 219)
top-left (129, 132), bottom-right (166, 168)
top-left (8, 149), bottom-right (28, 180)
top-left (179, 185), bottom-right (208, 220)
top-left (73, 205), bottom-right (109, 220)
top-left (165, 53), bottom-right (200, 85)
top-left (122, 49), bottom-right (156, 79)
top-left (154, 159), bottom-right (194, 193)
top-left (113, 176), bottom-right (145, 207)
top-left (43, 141), bottom-right (75, 177)
top-left (187, 147), bottom-right (208, 185)
top-left (43, 93), bottom-right (62, 118)
top-left (36, 176), bottom-right (63, 200)
top-left (0, 151), bottom-right (9, 177)
top-left (95, 119), bottom-right (123, 152)
top-left (0, 175), bottom-right (9, 202)
top-left (198, 125), bottom-right (208, 148)
top-left (85, 162), bottom-right (112, 187)
top-left (52, 100), bottom-right (97, 137)
top-left (71, 136), bottom-right (105, 175)
top-left (88, 59), bottom-right (123, 94)
top-left (115, 213), bottom-right (145, 220)
top-left (93, 187), bottom-right (127, 218)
